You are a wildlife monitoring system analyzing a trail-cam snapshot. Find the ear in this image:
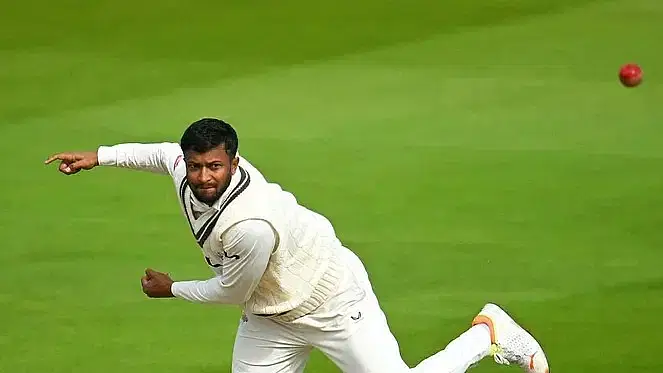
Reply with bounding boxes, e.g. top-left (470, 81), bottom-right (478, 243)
top-left (230, 156), bottom-right (239, 175)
